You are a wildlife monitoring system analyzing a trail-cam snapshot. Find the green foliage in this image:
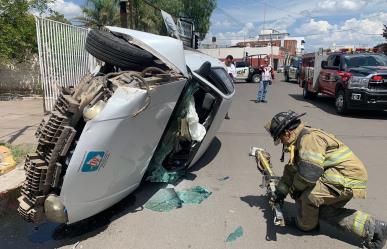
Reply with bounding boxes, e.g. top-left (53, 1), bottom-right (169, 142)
top-left (0, 143), bottom-right (35, 164)
top-left (76, 0), bottom-right (120, 28)
top-left (79, 0), bottom-right (216, 38)
top-left (47, 11), bottom-right (72, 24)
top-left (374, 43), bottom-right (387, 55)
top-left (0, 0), bottom-right (37, 63)
top-left (181, 0), bottom-right (216, 39)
